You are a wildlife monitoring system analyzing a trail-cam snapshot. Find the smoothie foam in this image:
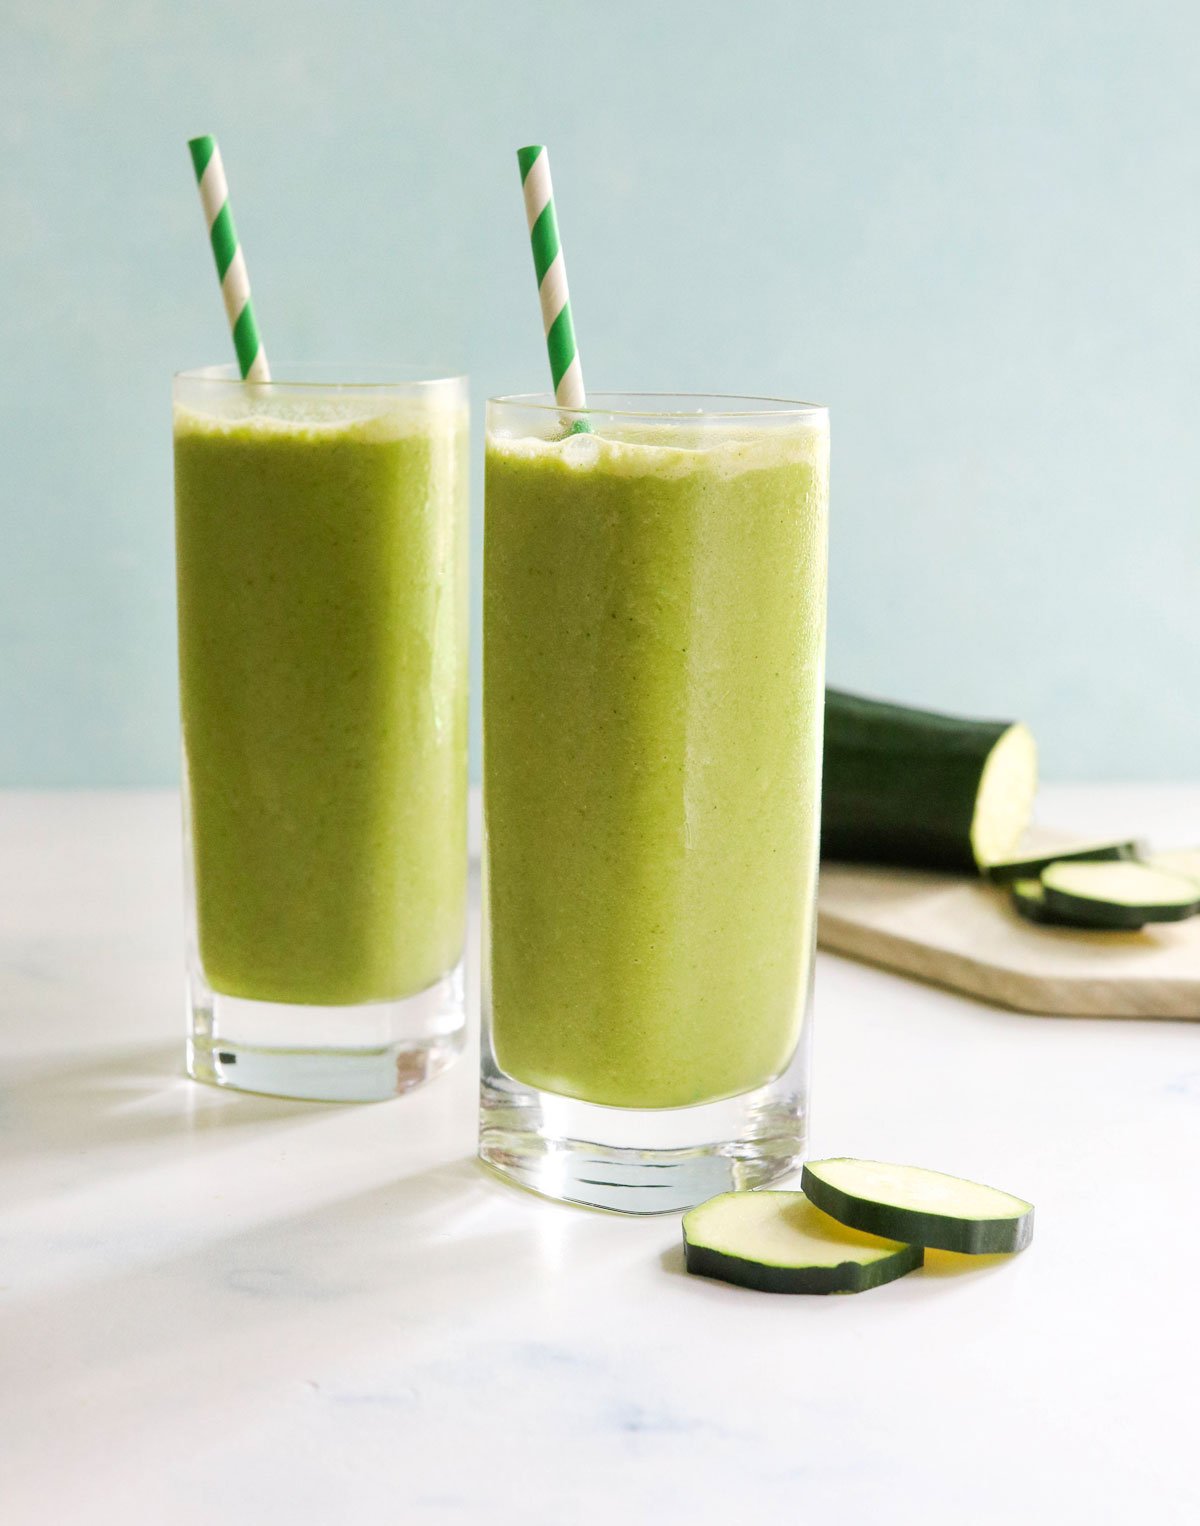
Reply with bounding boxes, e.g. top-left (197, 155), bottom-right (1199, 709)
top-left (484, 419), bottom-right (828, 1109)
